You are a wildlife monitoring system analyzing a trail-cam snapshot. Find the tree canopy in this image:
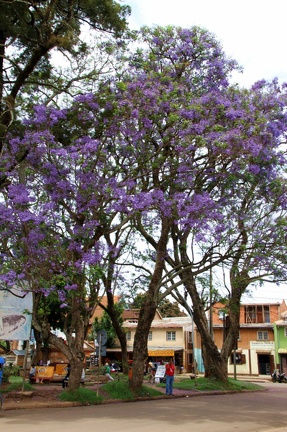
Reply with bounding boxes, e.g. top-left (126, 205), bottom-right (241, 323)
top-left (0, 0), bottom-right (131, 188)
top-left (1, 25), bottom-right (287, 390)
